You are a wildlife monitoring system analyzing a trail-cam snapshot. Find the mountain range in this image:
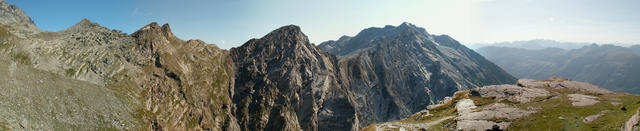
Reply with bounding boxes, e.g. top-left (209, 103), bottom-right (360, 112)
top-left (318, 22), bottom-right (516, 127)
top-left (0, 1), bottom-right (516, 130)
top-left (477, 44), bottom-right (640, 94)
top-left (470, 39), bottom-right (606, 50)
top-left (1, 0), bottom-right (639, 130)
